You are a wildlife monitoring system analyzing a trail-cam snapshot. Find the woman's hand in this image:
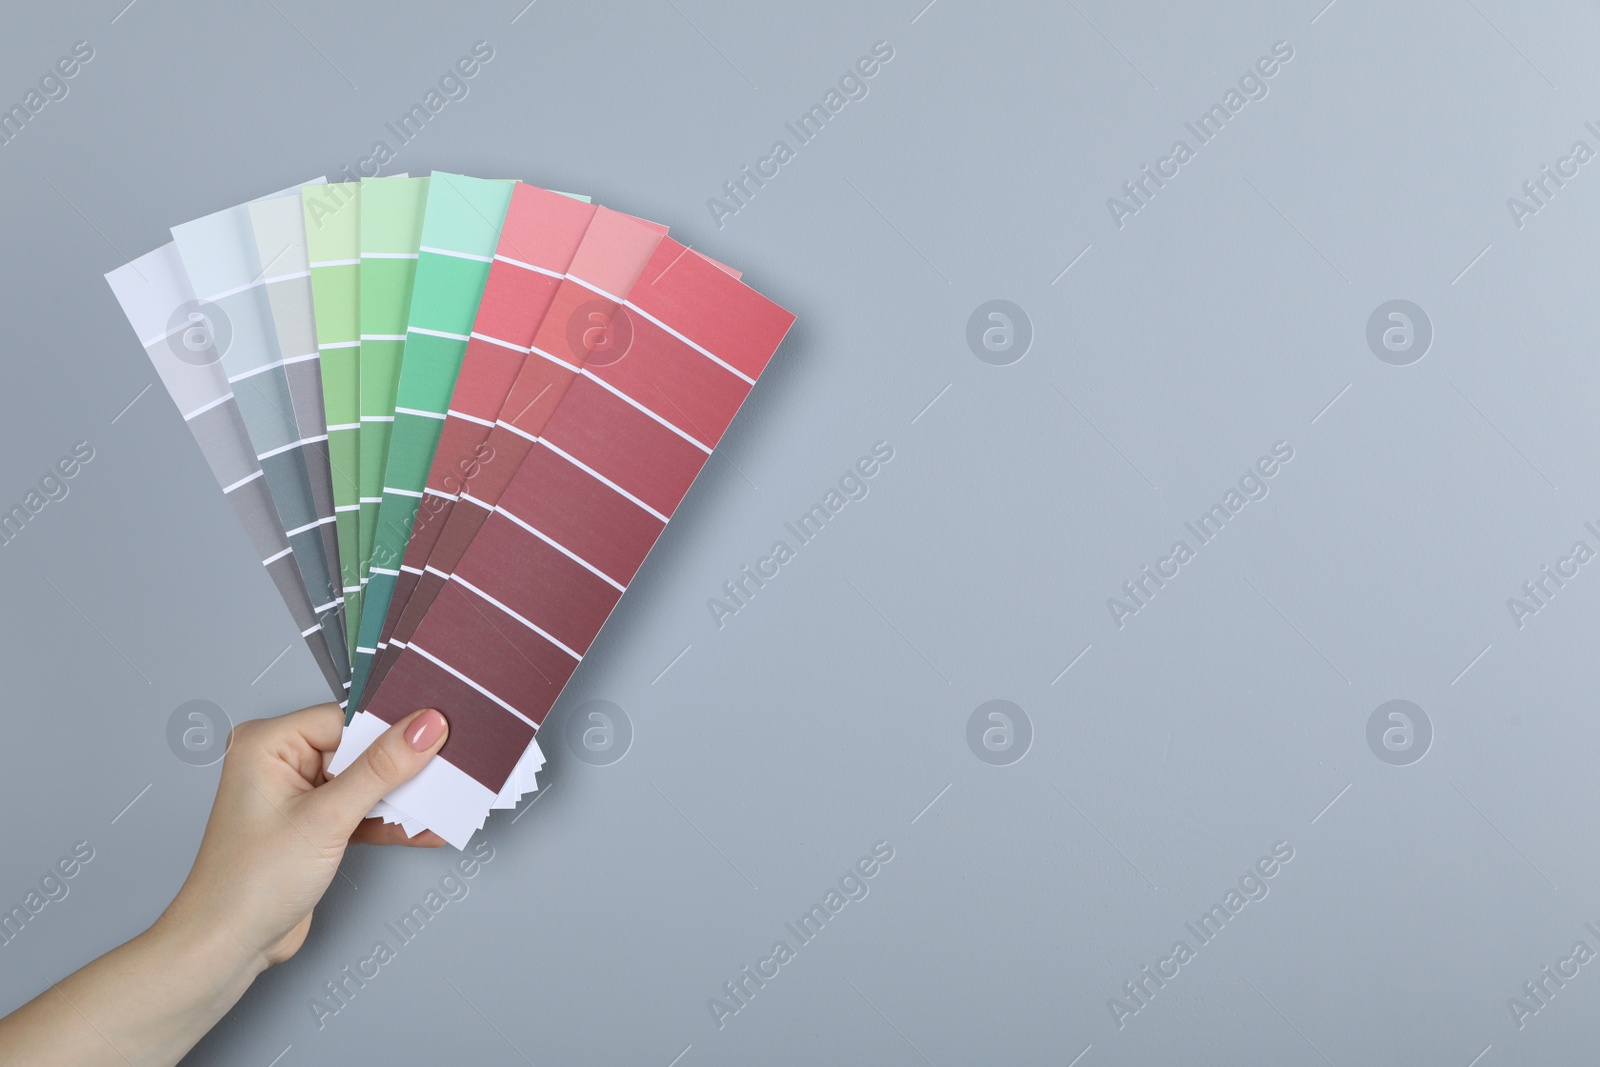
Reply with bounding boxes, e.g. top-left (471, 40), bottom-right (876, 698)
top-left (157, 702), bottom-right (449, 969)
top-left (0, 703), bottom-right (449, 1067)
